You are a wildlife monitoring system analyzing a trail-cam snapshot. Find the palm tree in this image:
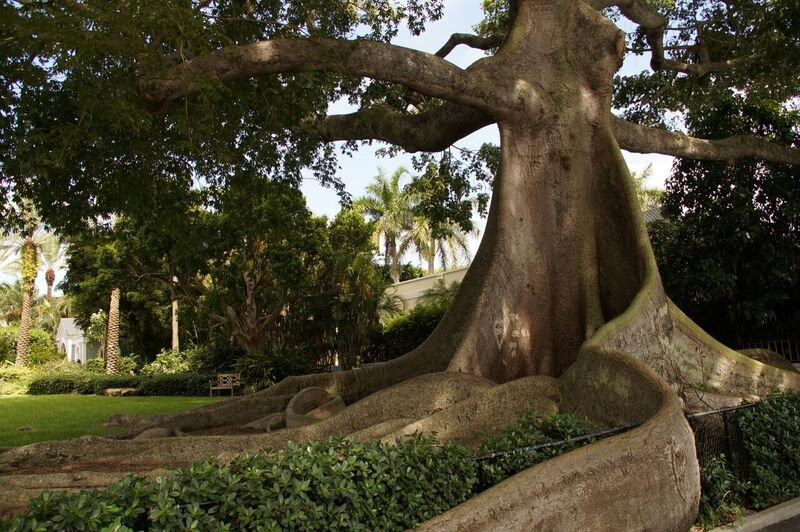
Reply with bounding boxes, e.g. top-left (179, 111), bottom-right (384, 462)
top-left (402, 218), bottom-right (475, 275)
top-left (0, 204), bottom-right (45, 366)
top-left (353, 168), bottom-right (415, 283)
top-left (632, 164), bottom-right (664, 211)
top-left (105, 287), bottom-right (121, 374)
